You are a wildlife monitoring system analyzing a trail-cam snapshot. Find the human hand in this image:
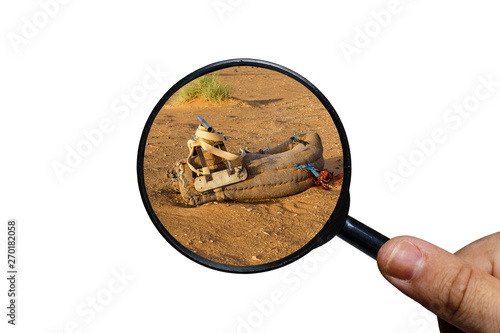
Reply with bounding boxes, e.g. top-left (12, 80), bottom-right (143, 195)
top-left (377, 233), bottom-right (500, 332)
